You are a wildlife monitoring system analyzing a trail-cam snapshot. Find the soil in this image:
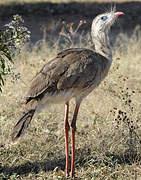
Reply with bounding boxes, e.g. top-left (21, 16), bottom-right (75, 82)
top-left (0, 1), bottom-right (141, 42)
